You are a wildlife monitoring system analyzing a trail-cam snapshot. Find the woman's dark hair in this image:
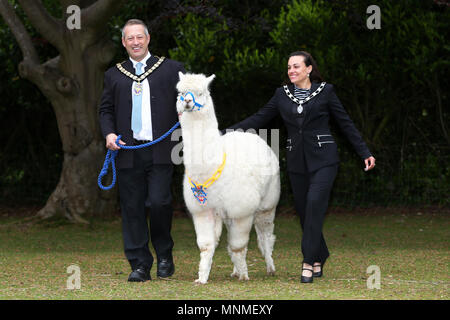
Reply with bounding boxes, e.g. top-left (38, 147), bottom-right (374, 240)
top-left (288, 51), bottom-right (324, 82)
